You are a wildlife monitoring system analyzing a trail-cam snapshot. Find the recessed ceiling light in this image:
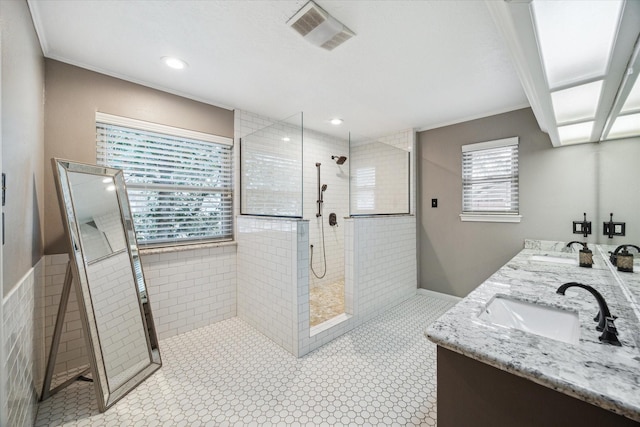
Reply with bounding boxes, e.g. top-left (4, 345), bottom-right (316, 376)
top-left (162, 56), bottom-right (188, 70)
top-left (282, 137), bottom-right (291, 142)
top-left (102, 177), bottom-right (111, 184)
top-left (330, 118), bottom-right (343, 125)
top-left (106, 184), bottom-right (116, 192)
